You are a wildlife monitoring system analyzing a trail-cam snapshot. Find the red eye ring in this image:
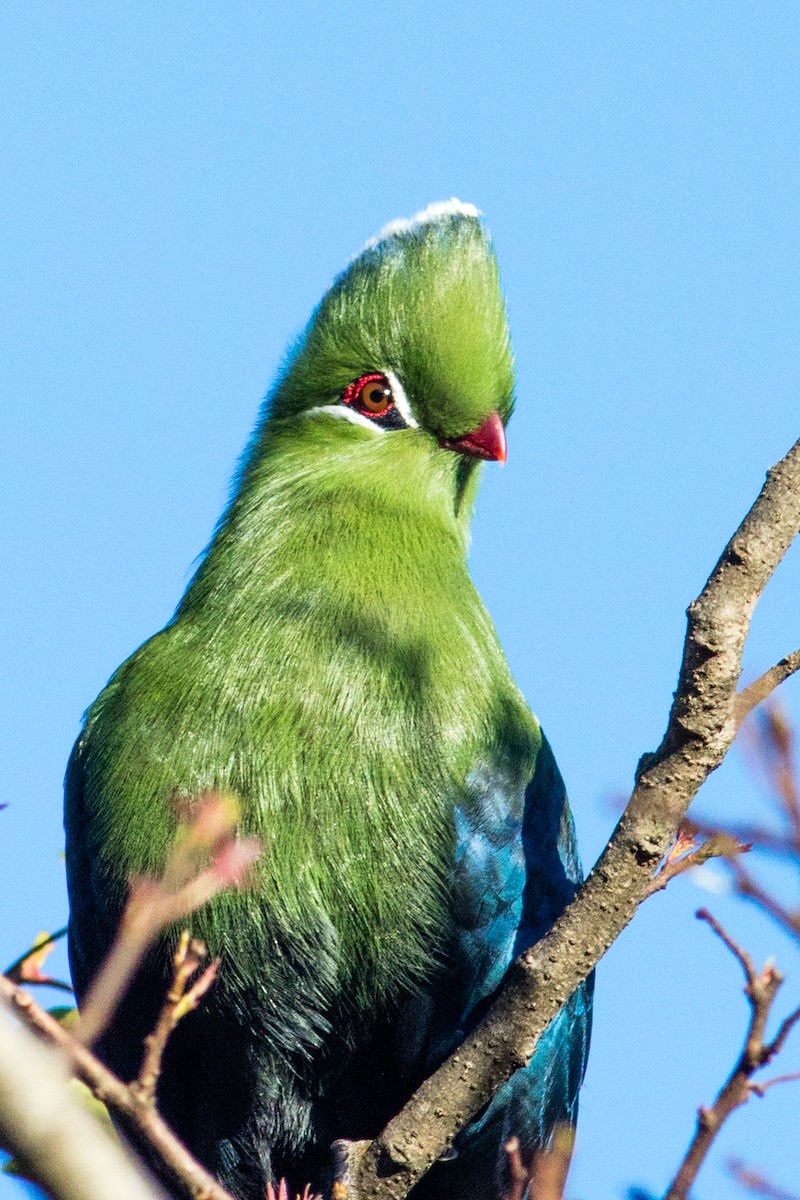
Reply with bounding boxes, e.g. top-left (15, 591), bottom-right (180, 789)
top-left (342, 373), bottom-right (394, 418)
